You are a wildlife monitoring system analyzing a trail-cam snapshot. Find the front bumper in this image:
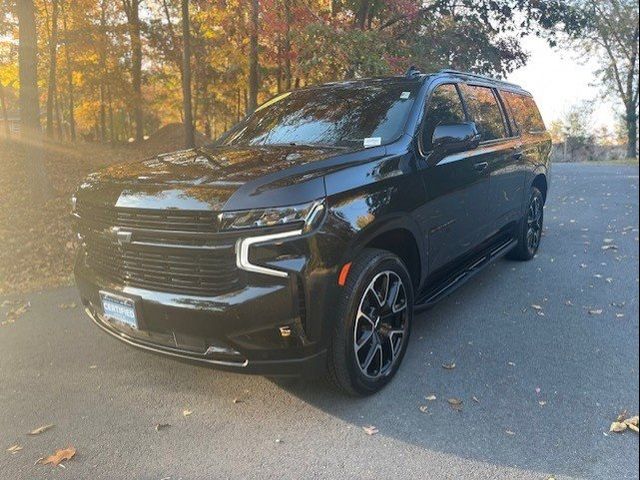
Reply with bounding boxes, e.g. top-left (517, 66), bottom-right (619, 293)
top-left (75, 257), bottom-right (328, 377)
